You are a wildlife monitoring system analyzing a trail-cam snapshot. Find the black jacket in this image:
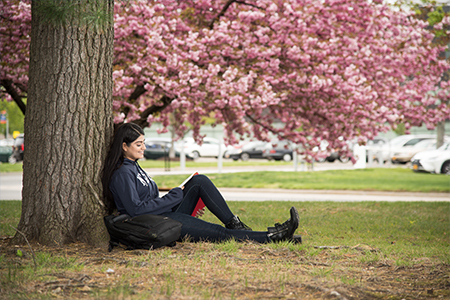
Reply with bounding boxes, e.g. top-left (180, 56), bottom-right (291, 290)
top-left (110, 158), bottom-right (183, 217)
